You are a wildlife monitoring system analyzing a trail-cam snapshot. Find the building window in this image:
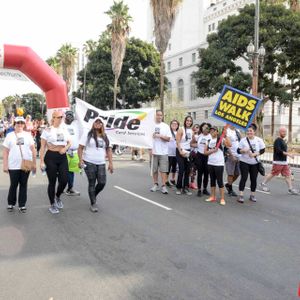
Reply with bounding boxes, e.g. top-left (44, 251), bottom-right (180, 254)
top-left (204, 110), bottom-right (209, 119)
top-left (168, 43), bottom-right (171, 51)
top-left (190, 77), bottom-right (197, 101)
top-left (167, 61), bottom-right (171, 71)
top-left (179, 57), bottom-right (183, 67)
top-left (208, 24), bottom-right (211, 32)
top-left (167, 82), bottom-right (172, 101)
top-left (178, 79), bottom-right (184, 101)
top-left (278, 104), bottom-right (285, 115)
top-left (192, 53), bottom-right (196, 63)
top-left (212, 23), bottom-right (215, 30)
top-left (192, 112), bottom-right (196, 120)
